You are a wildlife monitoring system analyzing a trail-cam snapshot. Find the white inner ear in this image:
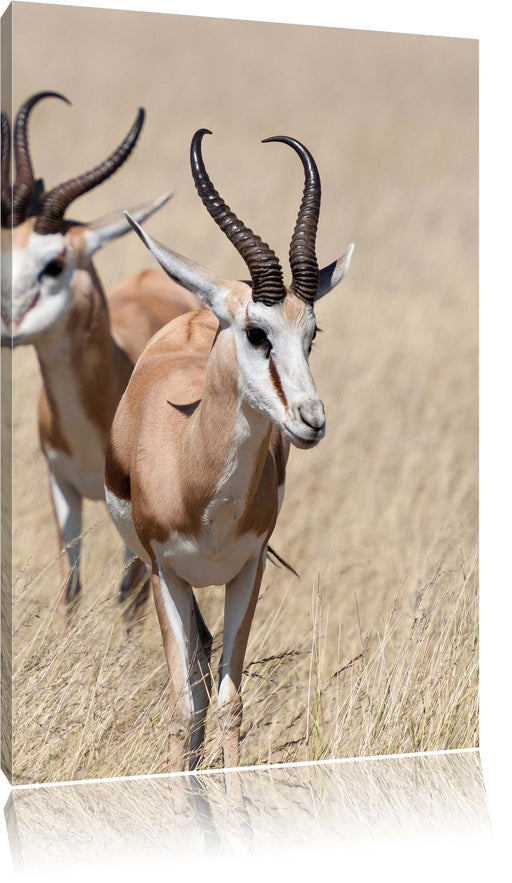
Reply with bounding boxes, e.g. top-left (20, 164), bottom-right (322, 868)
top-left (82, 192), bottom-right (174, 256)
top-left (316, 243), bottom-right (354, 299)
top-left (124, 211), bottom-right (232, 317)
